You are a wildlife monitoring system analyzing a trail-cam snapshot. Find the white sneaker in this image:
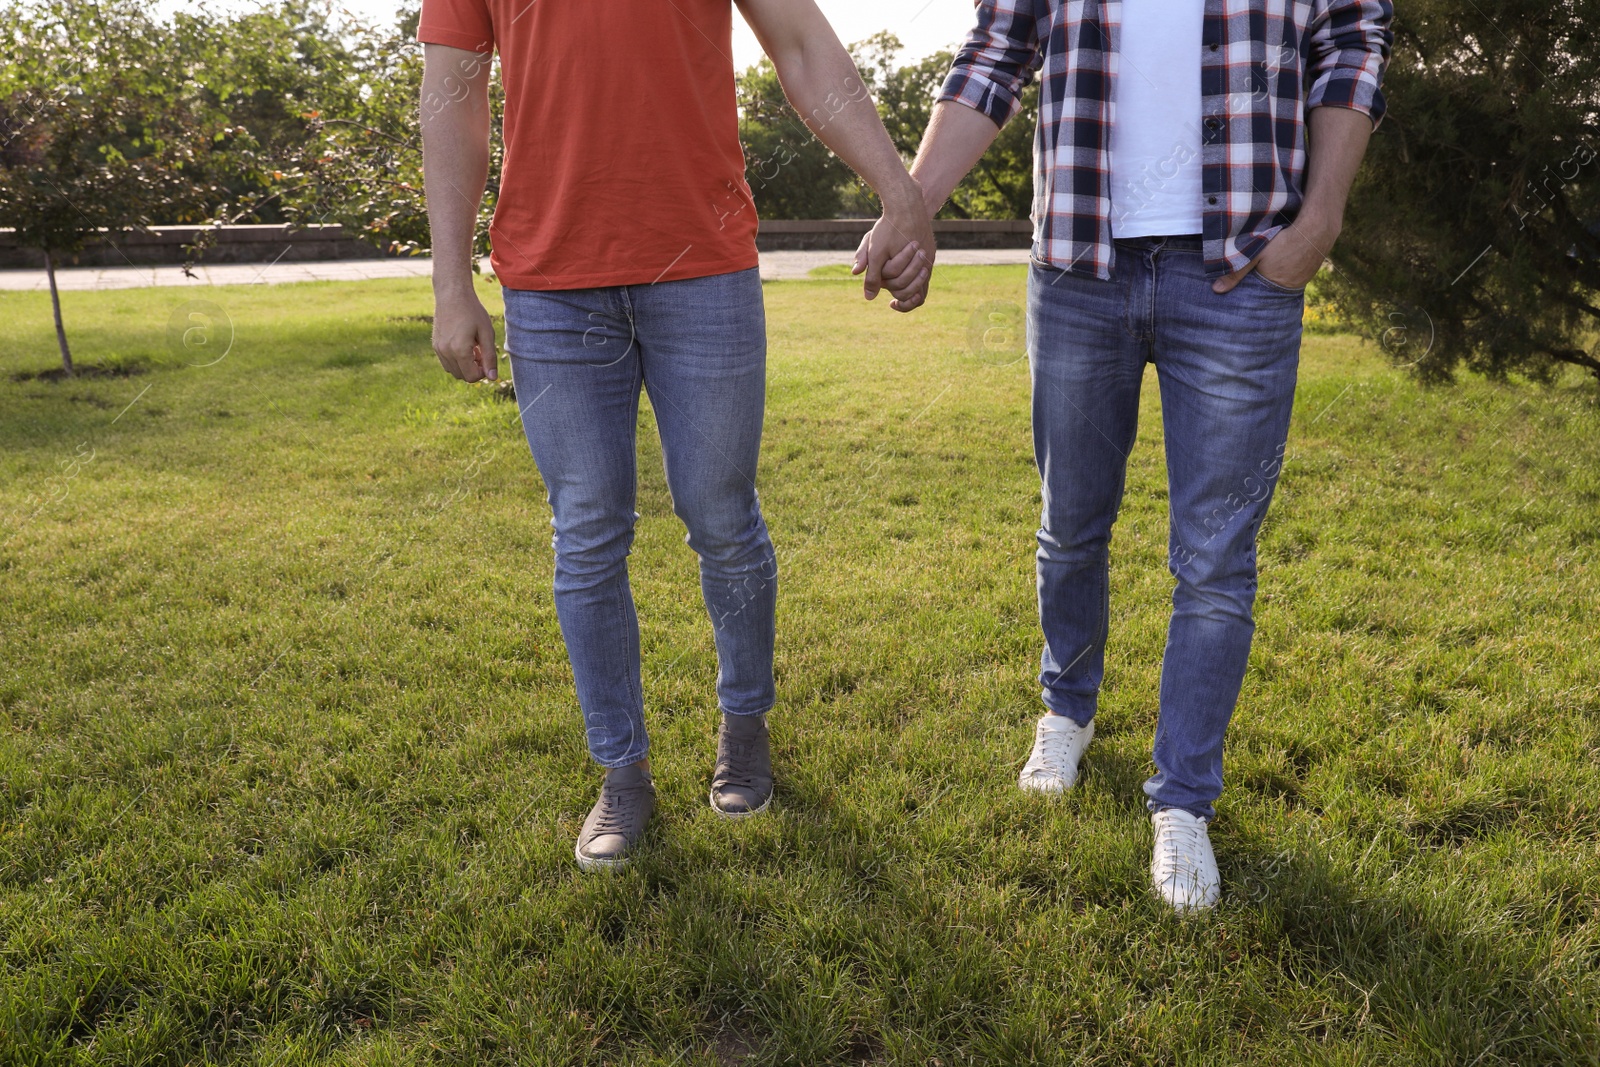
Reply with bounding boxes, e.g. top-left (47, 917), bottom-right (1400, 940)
top-left (1018, 713), bottom-right (1094, 794)
top-left (1150, 807), bottom-right (1221, 911)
